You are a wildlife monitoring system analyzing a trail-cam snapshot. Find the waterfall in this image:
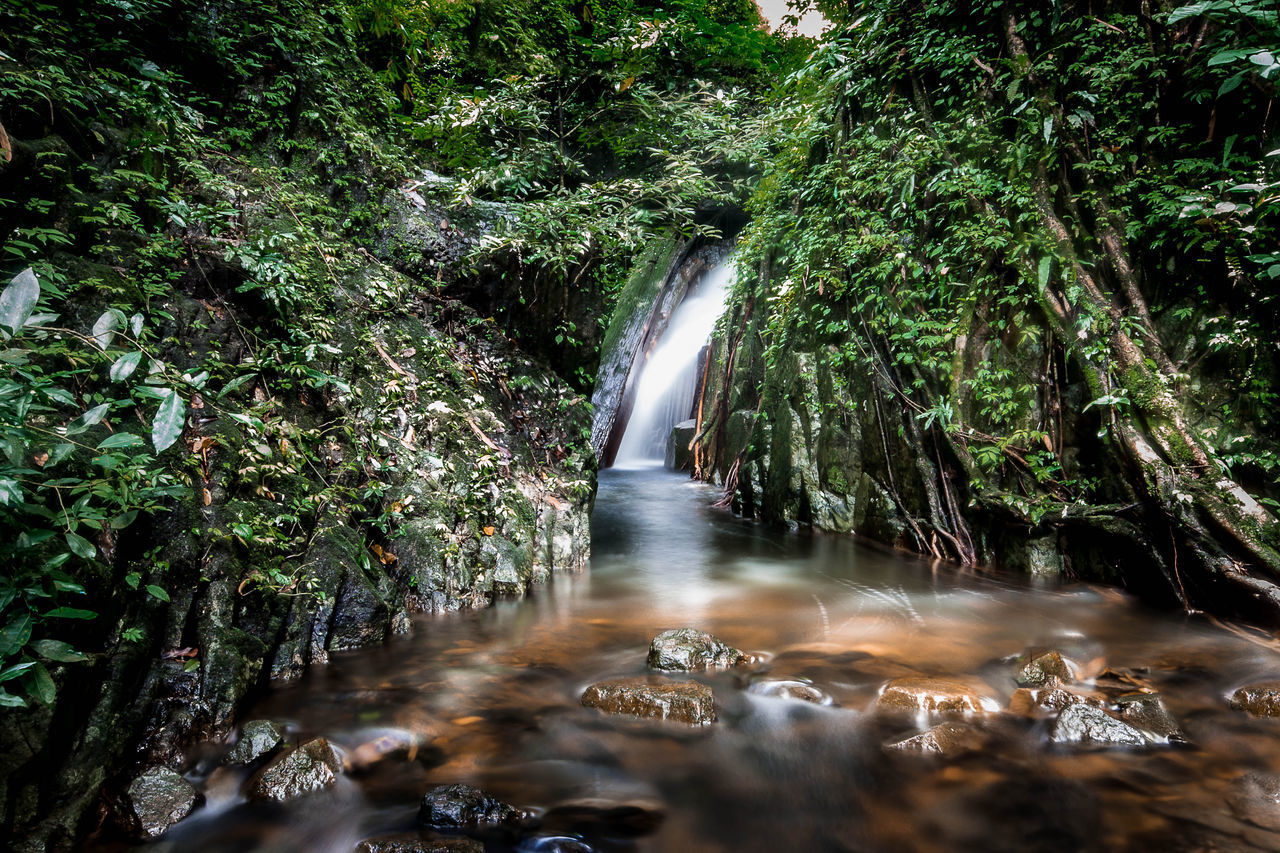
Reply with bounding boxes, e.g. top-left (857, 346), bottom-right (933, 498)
top-left (613, 261), bottom-right (733, 468)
